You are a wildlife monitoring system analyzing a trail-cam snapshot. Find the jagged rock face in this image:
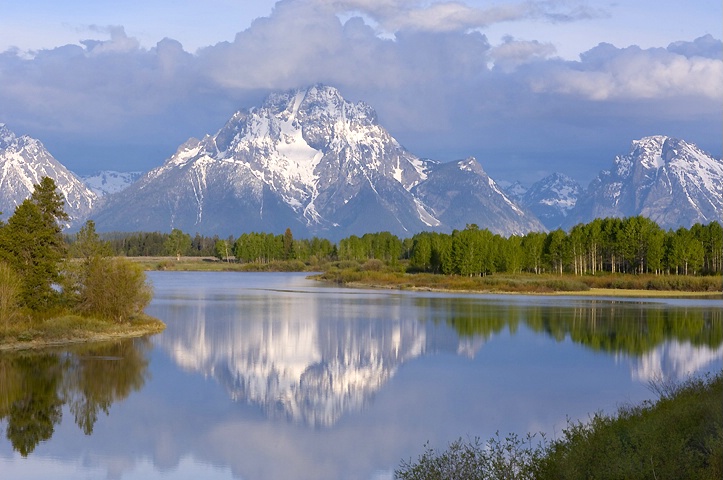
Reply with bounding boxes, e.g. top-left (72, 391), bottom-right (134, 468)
top-left (0, 123), bottom-right (97, 225)
top-left (413, 158), bottom-right (546, 235)
top-left (516, 173), bottom-right (582, 230)
top-left (567, 136), bottom-right (723, 229)
top-left (91, 86), bottom-right (541, 239)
